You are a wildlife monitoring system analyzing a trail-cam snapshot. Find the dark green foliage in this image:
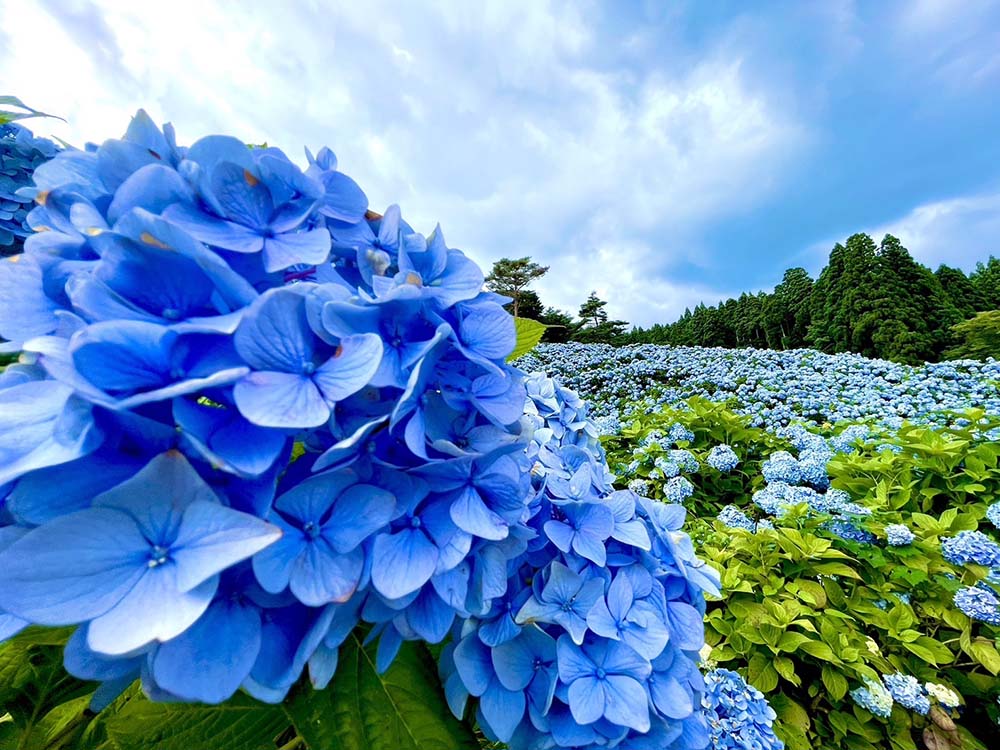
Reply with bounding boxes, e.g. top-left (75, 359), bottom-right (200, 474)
top-left (605, 401), bottom-right (1000, 750)
top-left (946, 310), bottom-right (1000, 361)
top-left (627, 233), bottom-right (993, 364)
top-left (970, 256), bottom-right (1000, 310)
top-left (575, 291), bottom-right (629, 343)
